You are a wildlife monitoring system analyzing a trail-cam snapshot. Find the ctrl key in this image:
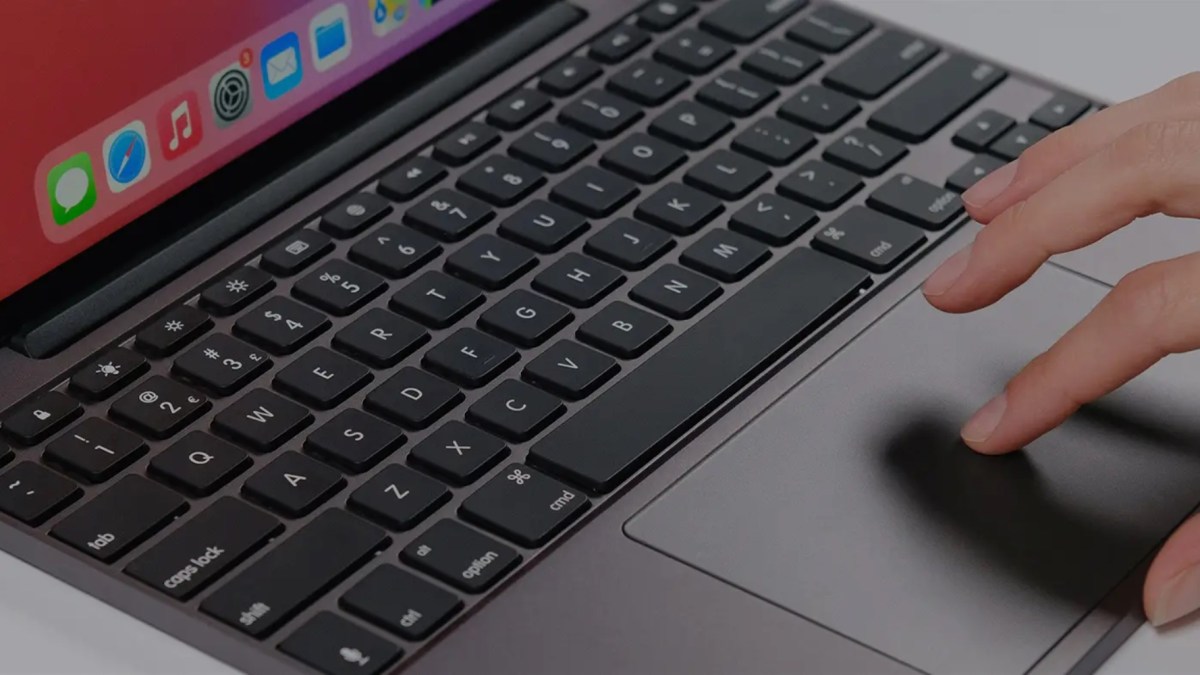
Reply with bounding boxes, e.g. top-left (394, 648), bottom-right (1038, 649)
top-left (280, 612), bottom-right (402, 675)
top-left (402, 520), bottom-right (521, 593)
